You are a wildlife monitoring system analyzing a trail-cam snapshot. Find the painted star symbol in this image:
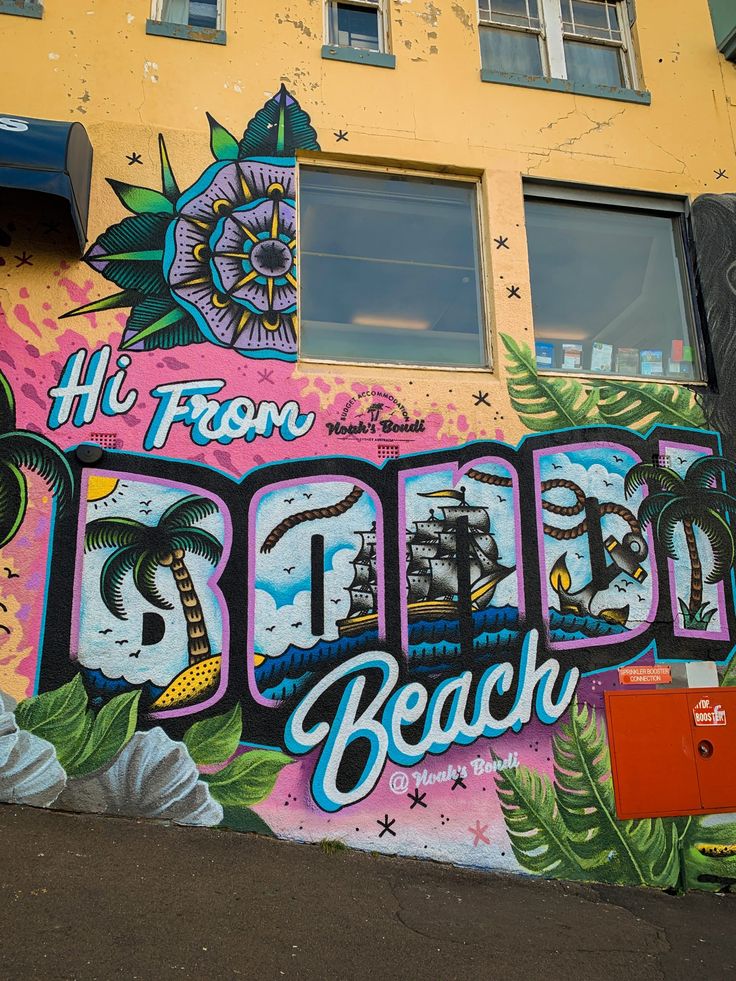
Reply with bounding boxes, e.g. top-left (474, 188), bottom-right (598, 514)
top-left (469, 820), bottom-right (490, 847)
top-left (451, 775), bottom-right (467, 791)
top-left (257, 368), bottom-right (275, 384)
top-left (334, 130), bottom-right (349, 142)
top-left (506, 285), bottom-right (521, 299)
top-left (407, 789), bottom-right (427, 809)
top-left (473, 391), bottom-right (490, 407)
top-left (14, 251), bottom-right (33, 267)
top-left (494, 235), bottom-right (509, 249)
top-left (377, 814), bottom-right (396, 837)
top-left (715, 168), bottom-right (728, 180)
top-left (126, 152), bottom-right (143, 165)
